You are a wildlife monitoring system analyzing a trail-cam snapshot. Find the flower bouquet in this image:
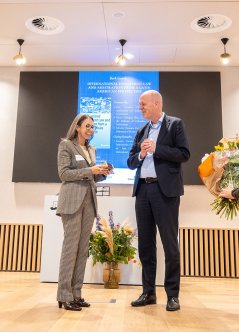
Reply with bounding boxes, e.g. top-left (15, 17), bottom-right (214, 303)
top-left (198, 137), bottom-right (239, 220)
top-left (89, 211), bottom-right (137, 265)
